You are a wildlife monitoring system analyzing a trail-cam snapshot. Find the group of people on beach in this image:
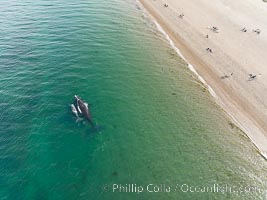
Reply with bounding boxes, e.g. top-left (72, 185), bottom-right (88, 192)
top-left (211, 26), bottom-right (219, 32)
top-left (178, 13), bottom-right (184, 19)
top-left (163, 2), bottom-right (262, 82)
top-left (206, 25), bottom-right (261, 81)
top-left (221, 73), bottom-right (234, 79)
top-left (248, 74), bottom-right (257, 80)
top-left (206, 48), bottom-right (212, 53)
top-left (253, 29), bottom-right (261, 34)
top-left (241, 27), bottom-right (261, 34)
top-left (241, 27), bottom-right (248, 32)
top-left (220, 72), bottom-right (258, 81)
top-left (163, 3), bottom-right (184, 19)
top-left (205, 26), bottom-right (219, 52)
